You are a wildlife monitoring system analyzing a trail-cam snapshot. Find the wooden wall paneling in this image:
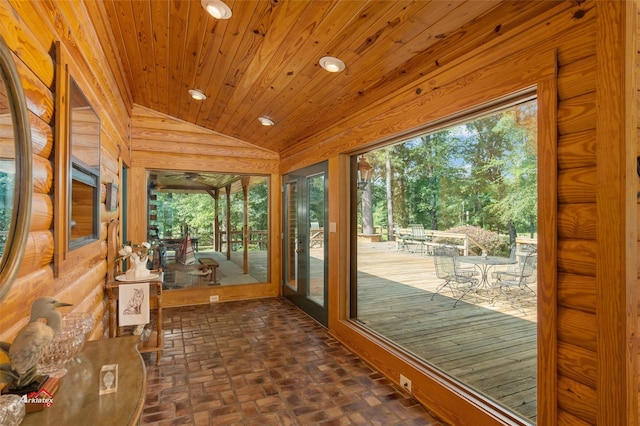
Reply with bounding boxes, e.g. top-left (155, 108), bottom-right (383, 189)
top-left (16, 230), bottom-right (54, 276)
top-left (9, 0), bottom-right (130, 153)
top-left (556, 239), bottom-right (597, 277)
top-left (29, 111), bottom-right (53, 158)
top-left (0, 1), bottom-right (55, 87)
top-left (33, 153), bottom-right (52, 194)
top-left (100, 149), bottom-right (119, 182)
top-left (13, 53), bottom-right (53, 124)
top-left (132, 152), bottom-right (279, 175)
top-left (557, 167), bottom-right (596, 204)
top-left (557, 93), bottom-right (597, 136)
top-left (131, 105), bottom-right (279, 160)
top-left (557, 204), bottom-right (596, 240)
top-left (557, 375), bottom-right (597, 424)
top-left (162, 283), bottom-right (278, 308)
top-left (557, 56), bottom-right (597, 101)
top-left (46, 0), bottom-right (130, 141)
top-left (29, 193), bottom-right (52, 232)
top-left (557, 272), bottom-right (596, 314)
top-left (557, 130), bottom-right (596, 170)
top-left (557, 308), bottom-right (597, 353)
top-left (557, 341), bottom-right (597, 389)
top-left (595, 2), bottom-right (638, 424)
top-left (557, 410), bottom-right (593, 426)
top-left (0, 266), bottom-right (55, 340)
